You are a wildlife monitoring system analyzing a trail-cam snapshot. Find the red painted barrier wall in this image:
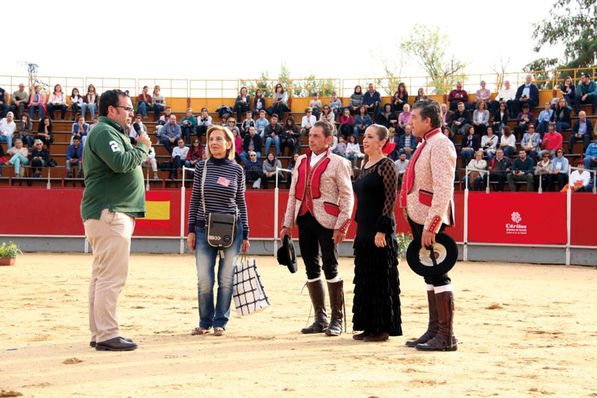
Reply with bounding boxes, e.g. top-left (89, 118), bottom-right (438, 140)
top-left (1, 188), bottom-right (595, 247)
